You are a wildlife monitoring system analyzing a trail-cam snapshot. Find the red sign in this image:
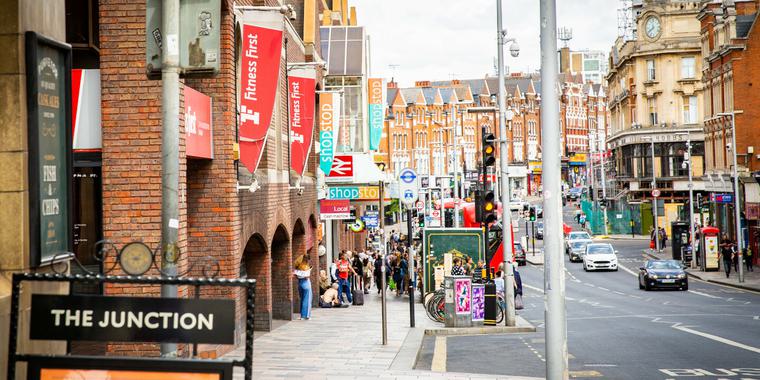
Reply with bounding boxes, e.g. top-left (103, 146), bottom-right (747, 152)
top-left (238, 23), bottom-right (283, 173)
top-left (319, 199), bottom-right (351, 220)
top-left (184, 85), bottom-right (213, 159)
top-left (329, 155), bottom-right (354, 177)
top-left (289, 75), bottom-right (315, 176)
top-left (71, 69), bottom-right (102, 151)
